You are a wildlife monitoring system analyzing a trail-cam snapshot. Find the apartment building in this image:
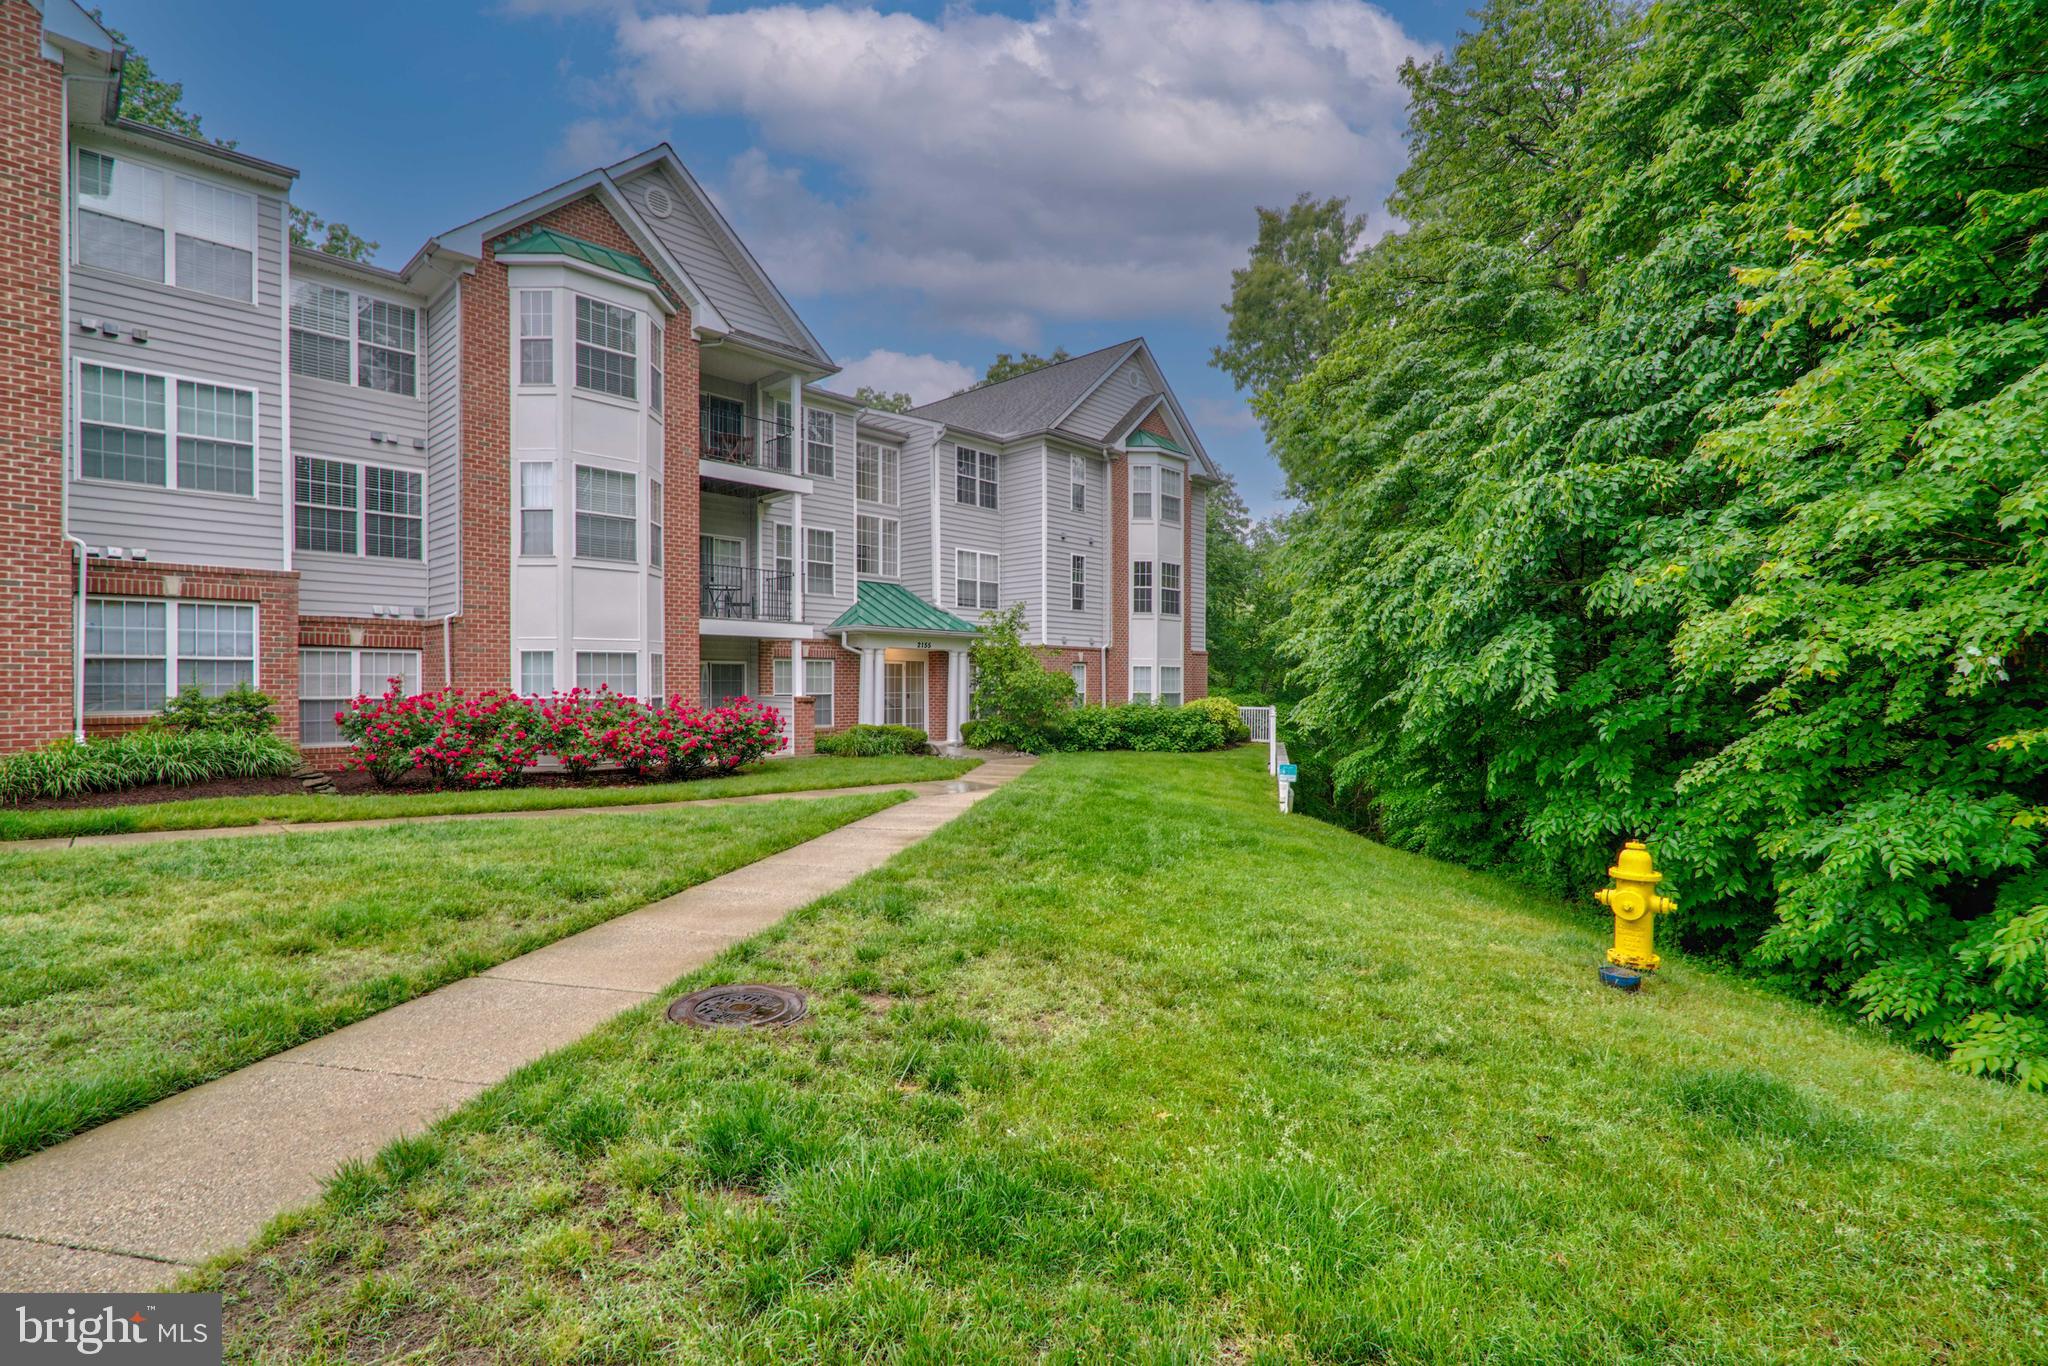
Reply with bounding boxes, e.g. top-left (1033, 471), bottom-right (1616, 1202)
top-left (0, 0), bottom-right (1216, 757)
